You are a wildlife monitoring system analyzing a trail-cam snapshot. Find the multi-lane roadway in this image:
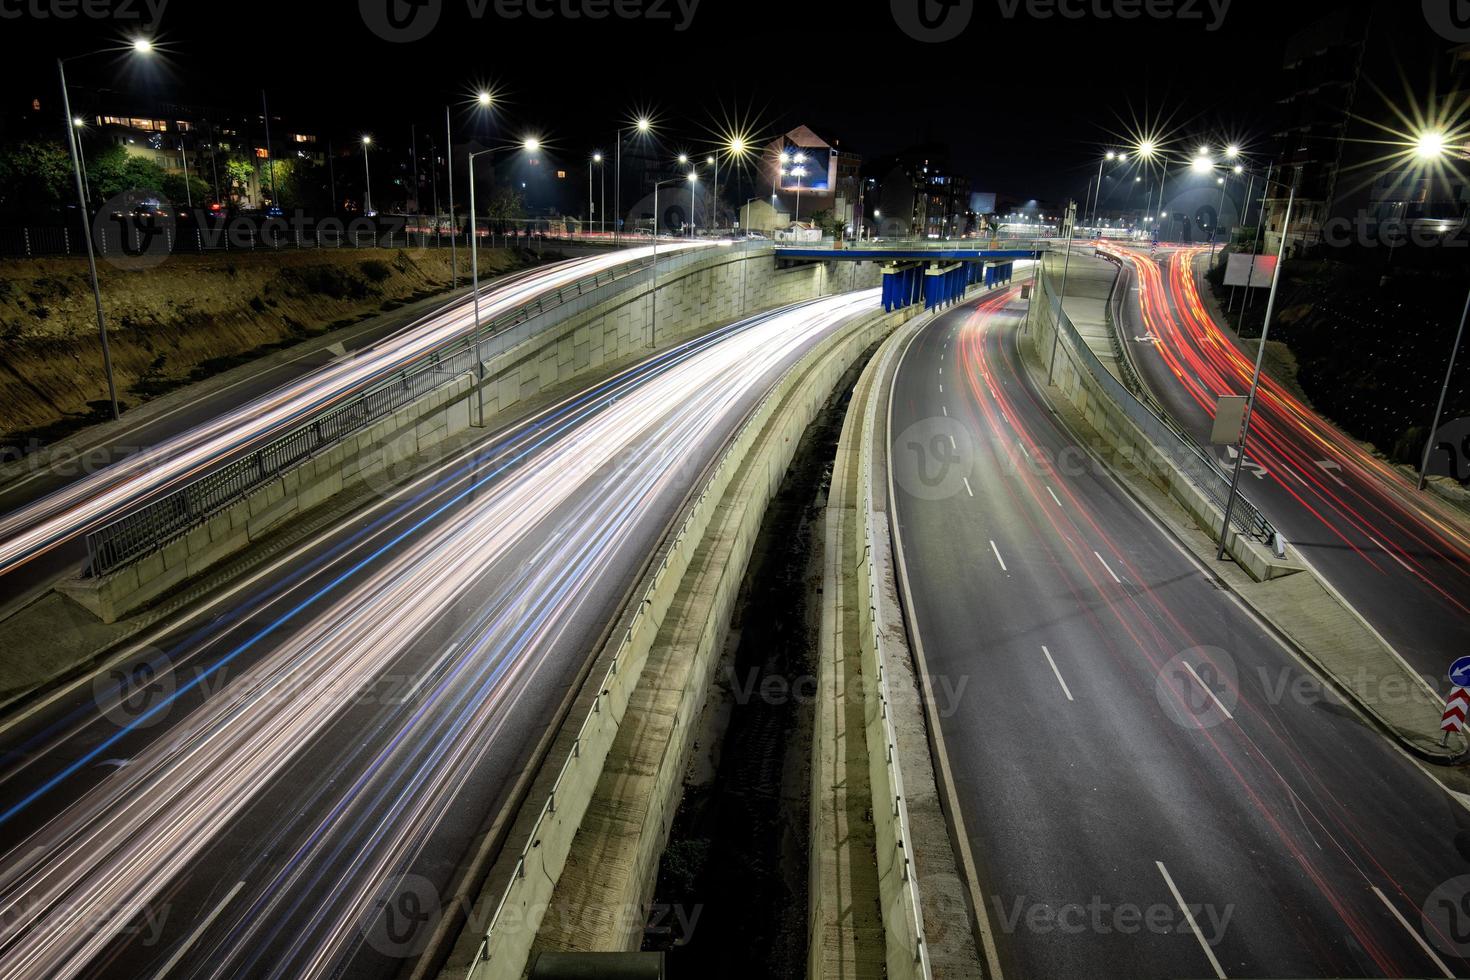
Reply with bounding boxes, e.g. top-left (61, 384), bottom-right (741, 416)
top-left (1106, 244), bottom-right (1470, 679)
top-left (889, 287), bottom-right (1470, 979)
top-left (0, 289), bottom-right (879, 979)
top-left (0, 243), bottom-right (710, 603)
